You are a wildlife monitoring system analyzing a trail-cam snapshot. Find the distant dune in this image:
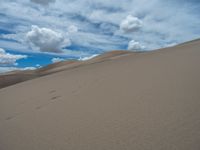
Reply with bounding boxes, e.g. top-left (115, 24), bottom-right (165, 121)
top-left (0, 50), bottom-right (131, 89)
top-left (0, 40), bottom-right (200, 150)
